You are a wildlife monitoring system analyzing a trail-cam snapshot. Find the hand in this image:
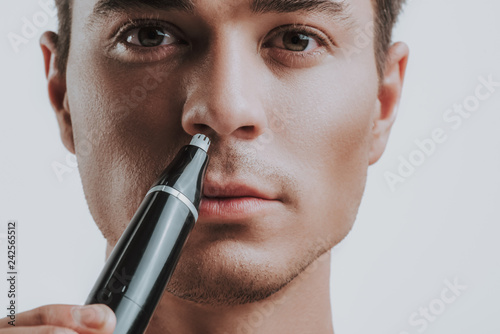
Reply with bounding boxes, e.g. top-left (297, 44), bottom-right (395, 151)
top-left (0, 304), bottom-right (116, 334)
